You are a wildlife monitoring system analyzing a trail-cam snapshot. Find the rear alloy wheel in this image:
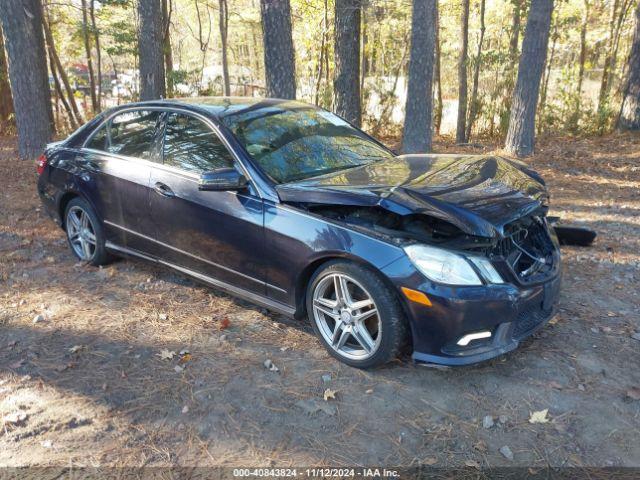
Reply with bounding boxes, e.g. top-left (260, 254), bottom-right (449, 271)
top-left (66, 206), bottom-right (97, 261)
top-left (307, 261), bottom-right (408, 368)
top-left (64, 198), bottom-right (111, 266)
